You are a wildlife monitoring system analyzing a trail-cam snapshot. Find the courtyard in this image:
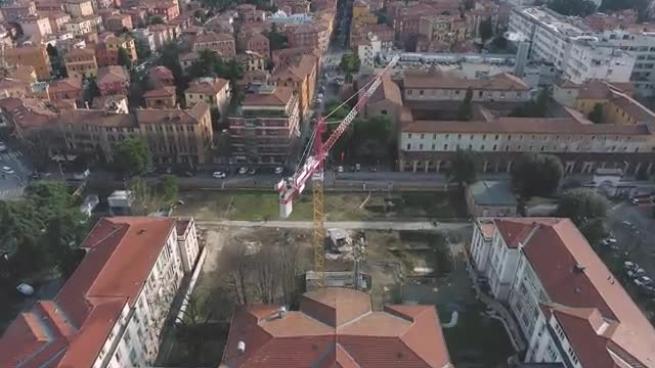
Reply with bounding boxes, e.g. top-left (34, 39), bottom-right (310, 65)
top-left (155, 216), bottom-right (516, 367)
